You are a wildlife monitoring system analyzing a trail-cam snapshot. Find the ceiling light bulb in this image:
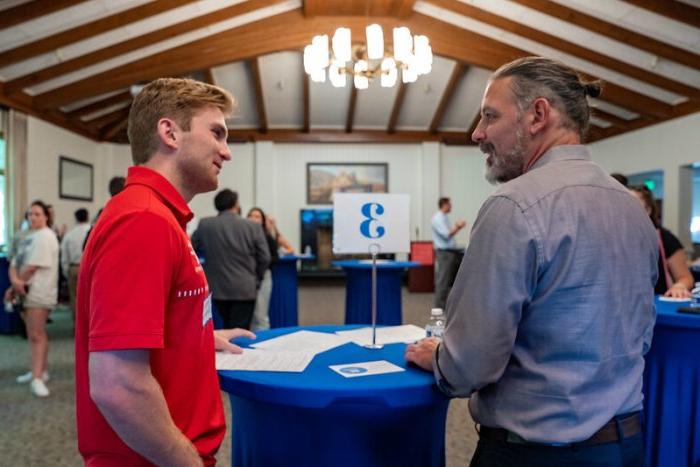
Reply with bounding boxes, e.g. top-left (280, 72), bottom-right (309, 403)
top-left (329, 60), bottom-right (346, 88)
top-left (310, 67), bottom-right (326, 83)
top-left (354, 60), bottom-right (369, 89)
top-left (333, 28), bottom-right (351, 63)
top-left (393, 27), bottom-right (412, 63)
top-left (380, 58), bottom-right (397, 88)
top-left (311, 35), bottom-right (329, 68)
top-left (366, 24), bottom-right (384, 60)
